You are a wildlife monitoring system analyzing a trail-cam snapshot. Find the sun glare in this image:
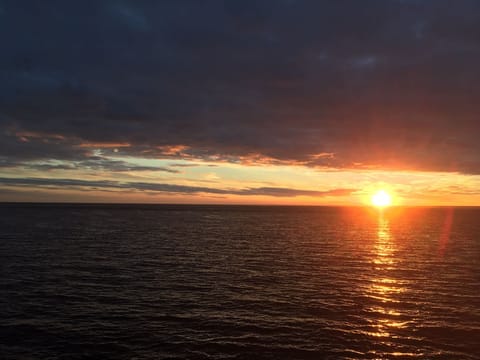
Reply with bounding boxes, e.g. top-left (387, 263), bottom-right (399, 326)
top-left (371, 190), bottom-right (392, 207)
